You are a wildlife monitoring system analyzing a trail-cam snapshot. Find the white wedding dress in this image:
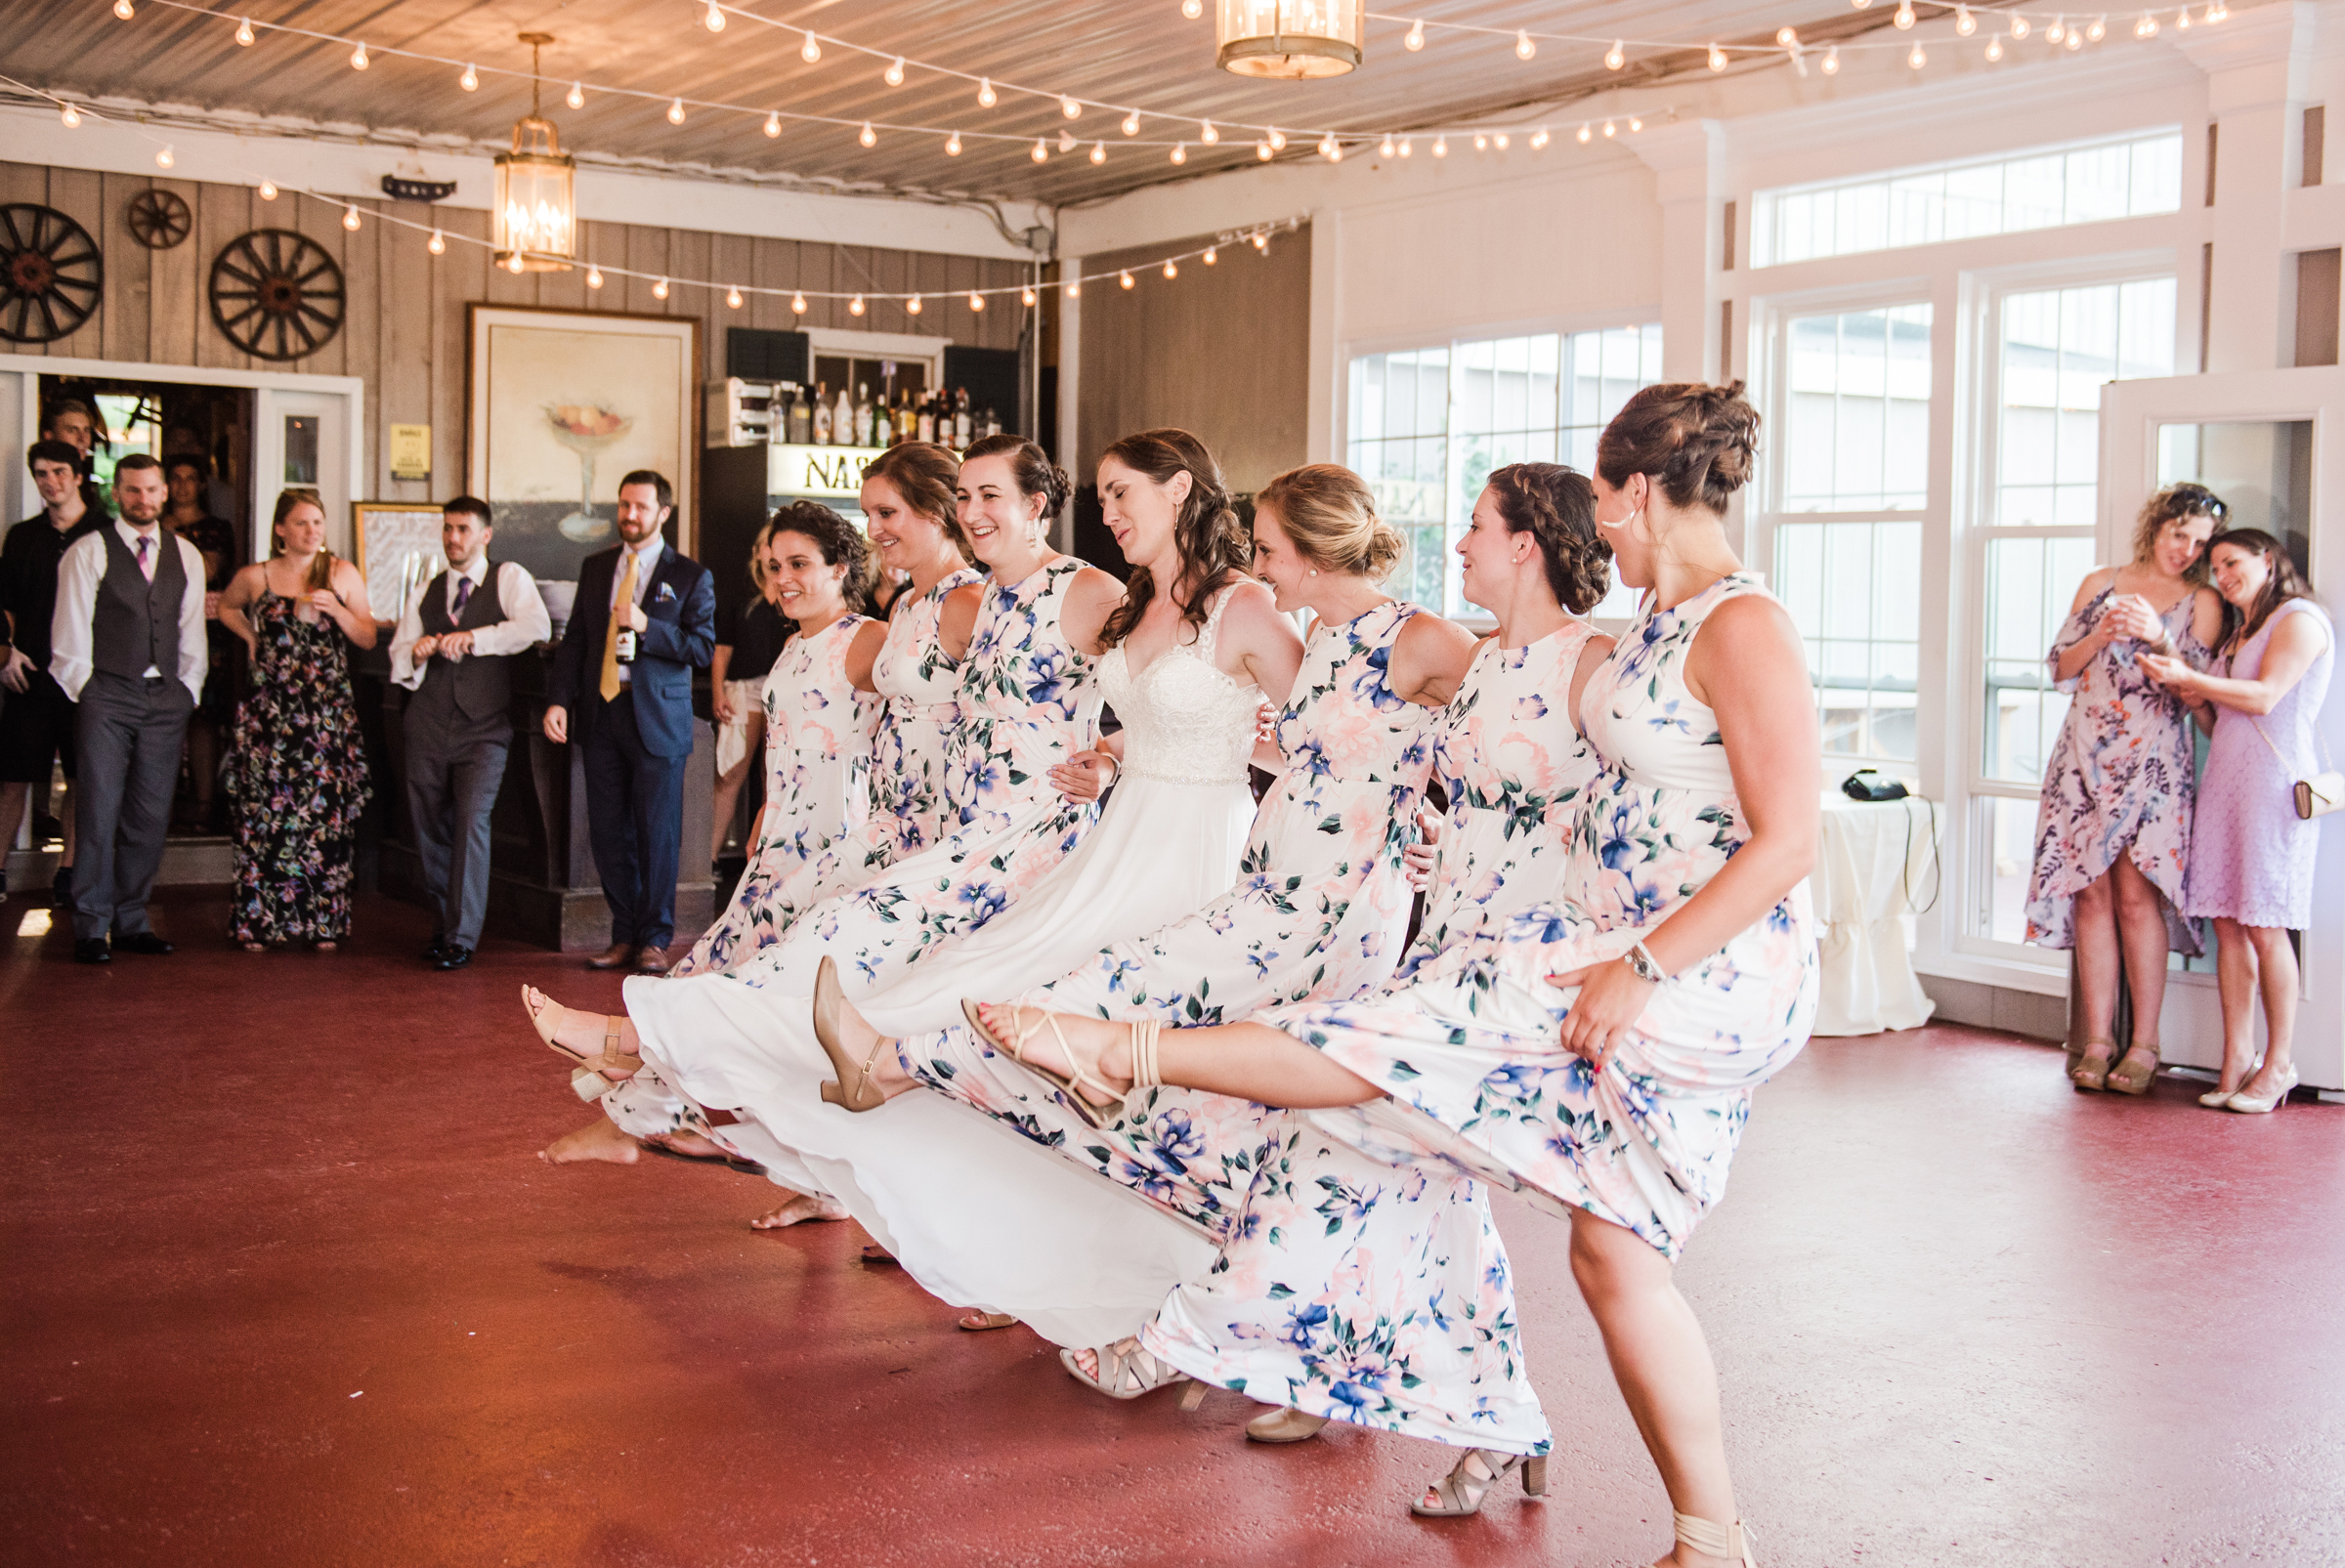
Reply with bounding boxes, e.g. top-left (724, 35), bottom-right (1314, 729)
top-left (622, 589), bottom-right (1264, 1346)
